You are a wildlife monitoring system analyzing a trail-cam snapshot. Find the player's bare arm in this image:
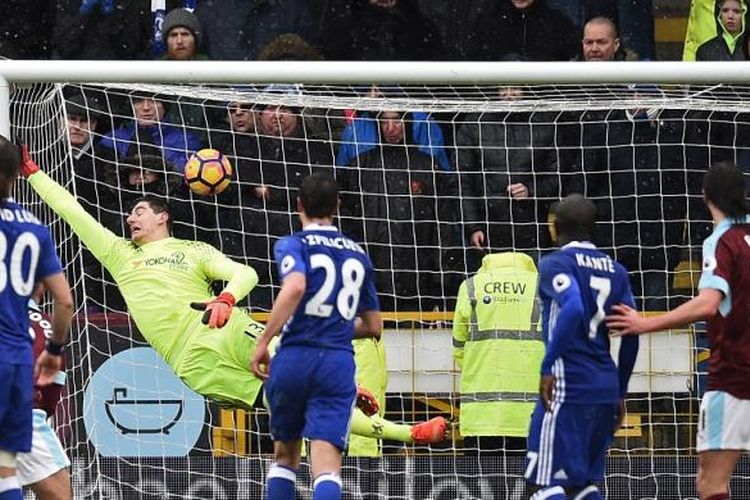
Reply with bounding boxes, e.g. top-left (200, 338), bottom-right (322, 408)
top-left (34, 273), bottom-right (74, 386)
top-left (353, 311), bottom-right (382, 340)
top-left (251, 271), bottom-right (306, 380)
top-left (607, 288), bottom-right (722, 335)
